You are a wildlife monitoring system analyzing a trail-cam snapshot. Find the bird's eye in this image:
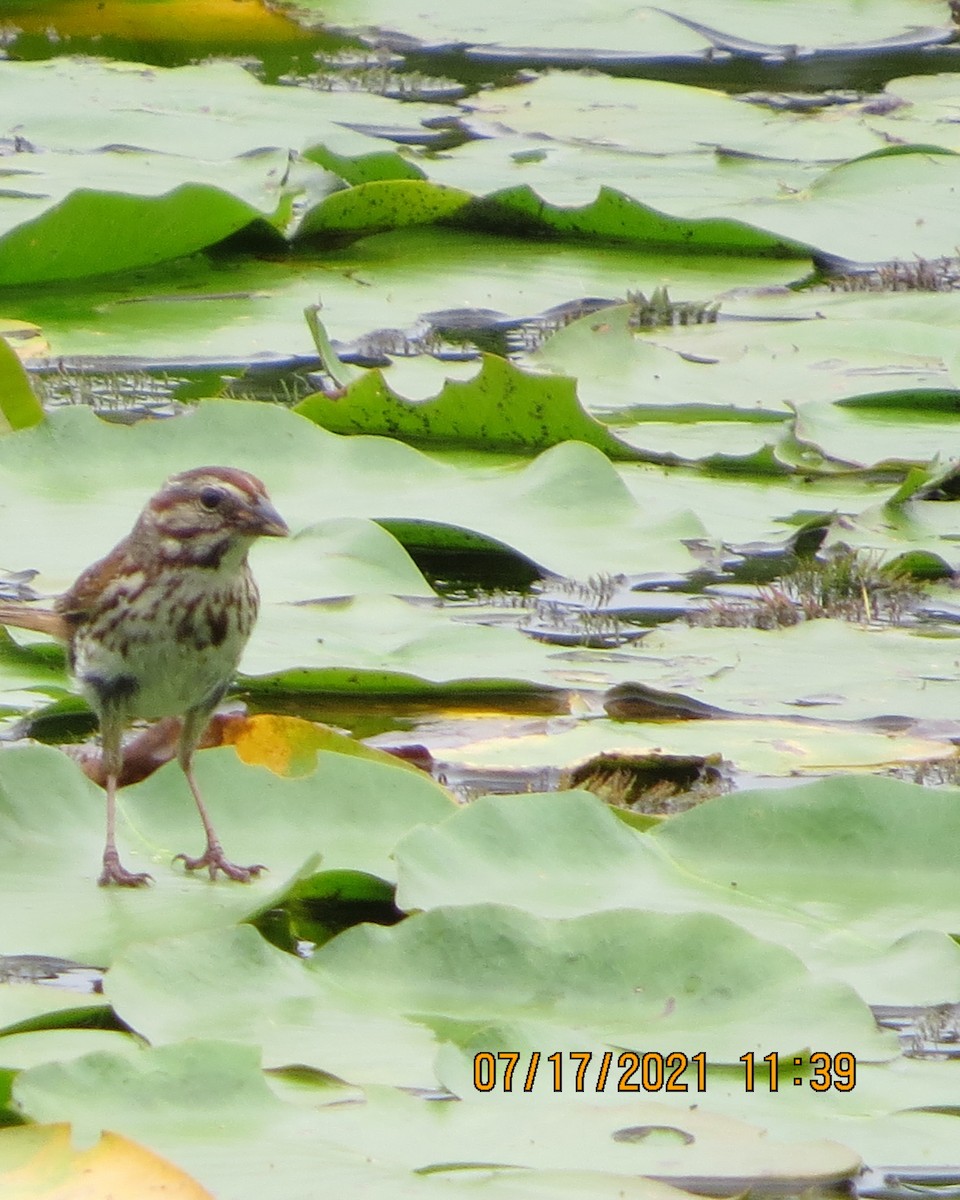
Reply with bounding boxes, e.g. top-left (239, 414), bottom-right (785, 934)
top-left (199, 486), bottom-right (224, 511)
